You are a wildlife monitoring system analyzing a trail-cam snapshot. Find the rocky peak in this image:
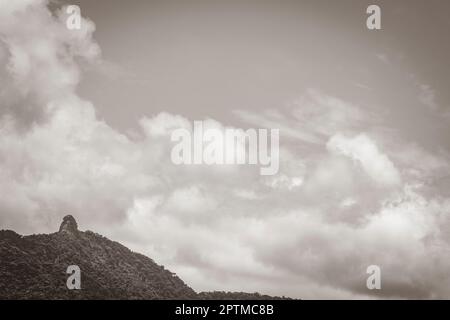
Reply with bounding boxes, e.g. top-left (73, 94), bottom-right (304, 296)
top-left (58, 215), bottom-right (78, 234)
